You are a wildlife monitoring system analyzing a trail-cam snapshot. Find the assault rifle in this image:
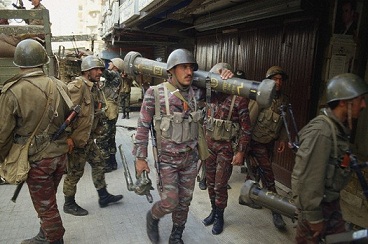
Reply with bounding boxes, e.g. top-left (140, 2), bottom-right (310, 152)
top-left (11, 105), bottom-right (81, 203)
top-left (279, 104), bottom-right (299, 152)
top-left (12, 0), bottom-right (25, 9)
